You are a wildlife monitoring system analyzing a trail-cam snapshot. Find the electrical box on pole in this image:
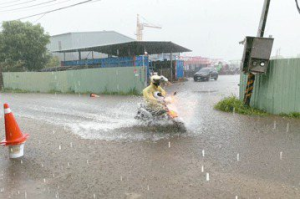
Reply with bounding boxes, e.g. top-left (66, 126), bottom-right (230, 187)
top-left (243, 0), bottom-right (272, 106)
top-left (241, 37), bottom-right (274, 74)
